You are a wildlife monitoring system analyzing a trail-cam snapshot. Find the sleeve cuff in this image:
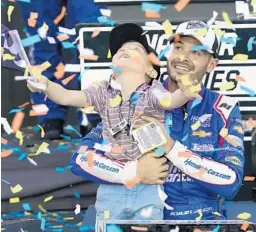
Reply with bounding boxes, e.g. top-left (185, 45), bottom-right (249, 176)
top-left (120, 160), bottom-right (138, 184)
top-left (165, 141), bottom-right (187, 163)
